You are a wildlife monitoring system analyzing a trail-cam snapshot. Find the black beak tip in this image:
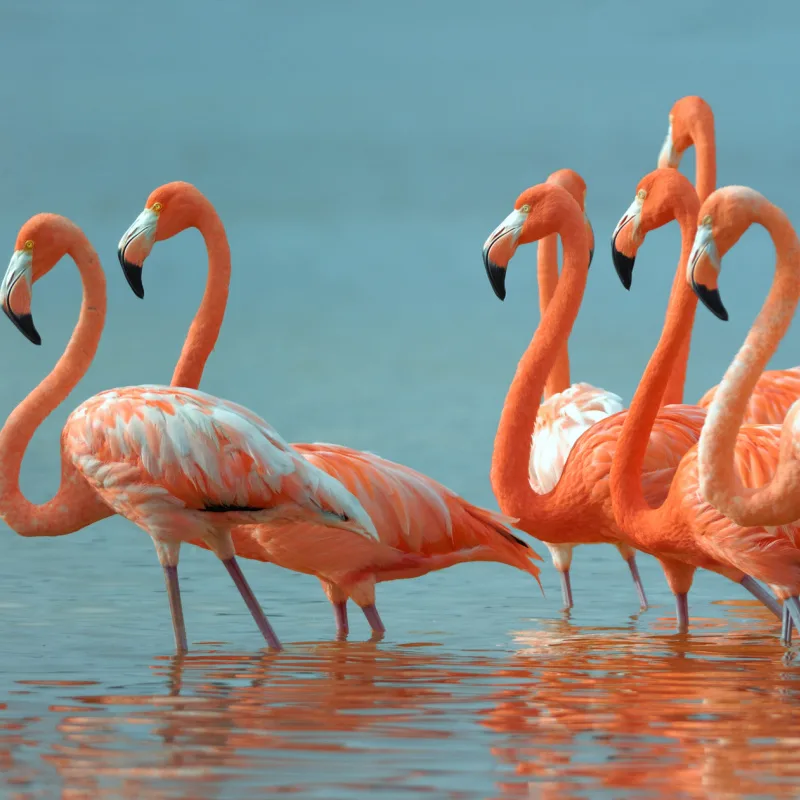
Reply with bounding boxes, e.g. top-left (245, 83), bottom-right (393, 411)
top-left (484, 259), bottom-right (507, 301)
top-left (693, 281), bottom-right (729, 321)
top-left (121, 260), bottom-right (145, 299)
top-left (611, 242), bottom-right (635, 291)
top-left (588, 247), bottom-right (595, 270)
top-left (3, 306), bottom-right (42, 345)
